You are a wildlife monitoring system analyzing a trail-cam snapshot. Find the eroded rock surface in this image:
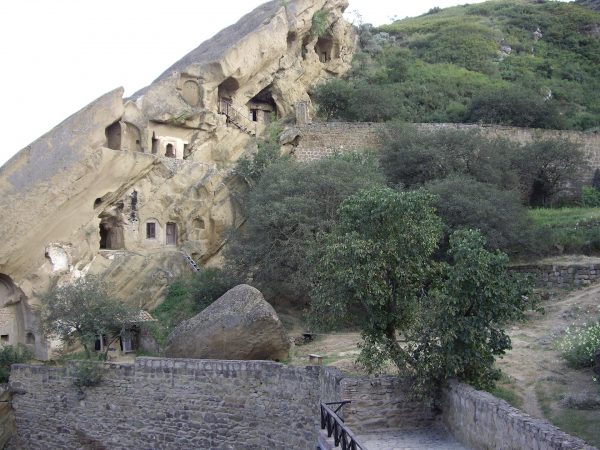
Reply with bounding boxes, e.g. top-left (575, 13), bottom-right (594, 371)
top-left (0, 0), bottom-right (355, 356)
top-left (165, 284), bottom-right (291, 361)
